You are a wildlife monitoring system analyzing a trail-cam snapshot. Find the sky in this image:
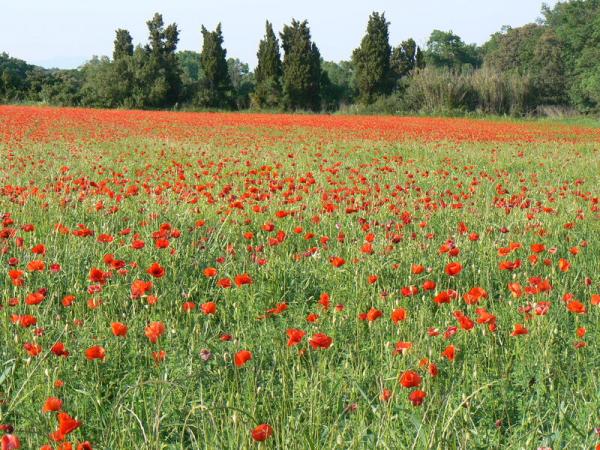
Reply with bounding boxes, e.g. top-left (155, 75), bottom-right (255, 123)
top-left (2, 0), bottom-right (559, 69)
